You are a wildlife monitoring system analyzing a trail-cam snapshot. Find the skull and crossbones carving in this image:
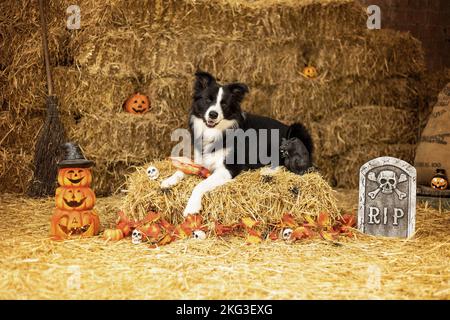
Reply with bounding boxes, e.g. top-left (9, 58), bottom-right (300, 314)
top-left (368, 170), bottom-right (407, 200)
